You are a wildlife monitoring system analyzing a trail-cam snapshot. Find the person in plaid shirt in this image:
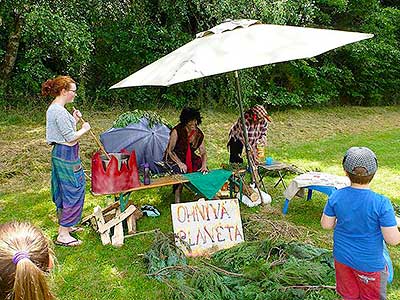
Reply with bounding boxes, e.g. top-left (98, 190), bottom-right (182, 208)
top-left (227, 105), bottom-right (271, 164)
